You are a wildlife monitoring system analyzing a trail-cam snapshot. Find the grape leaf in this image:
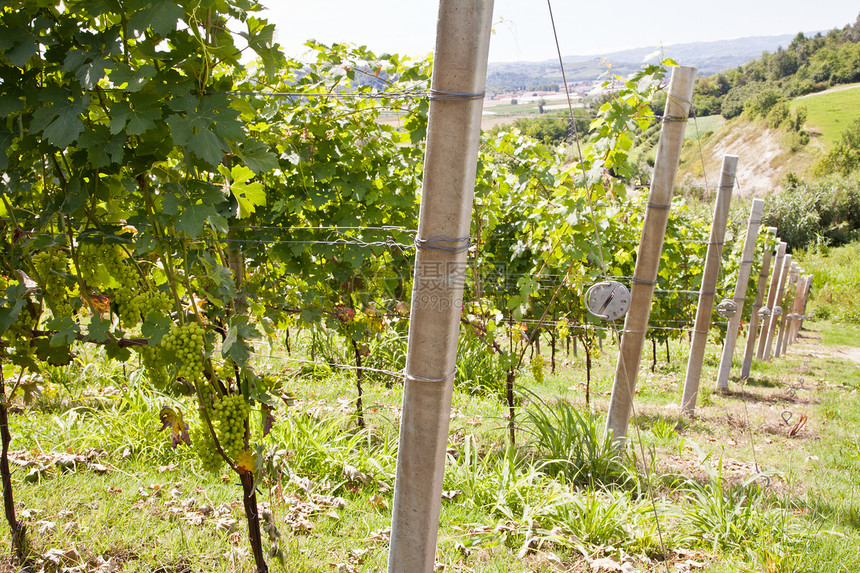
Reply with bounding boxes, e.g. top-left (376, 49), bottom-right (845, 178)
top-left (110, 93), bottom-right (162, 135)
top-left (77, 125), bottom-right (124, 168)
top-left (236, 139), bottom-right (278, 175)
top-left (0, 94), bottom-right (24, 119)
top-left (235, 449), bottom-right (256, 475)
top-left (188, 127), bottom-right (229, 167)
top-left (33, 337), bottom-right (74, 366)
top-left (0, 283), bottom-right (28, 335)
top-left (104, 342), bottom-right (131, 362)
top-left (108, 63), bottom-right (156, 92)
top-left (142, 311), bottom-right (172, 344)
top-left (158, 406), bottom-right (191, 448)
top-left (75, 56), bottom-right (112, 90)
top-left (128, 0), bottom-right (184, 37)
top-left (85, 314), bottom-right (111, 343)
top-left (5, 33), bottom-right (37, 67)
top-left (219, 165), bottom-right (266, 218)
top-left (221, 318), bottom-right (260, 367)
top-left (39, 93), bottom-right (89, 149)
top-left (176, 203), bottom-right (217, 237)
top-left (243, 17), bottom-right (285, 80)
top-left (47, 317), bottom-right (80, 347)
